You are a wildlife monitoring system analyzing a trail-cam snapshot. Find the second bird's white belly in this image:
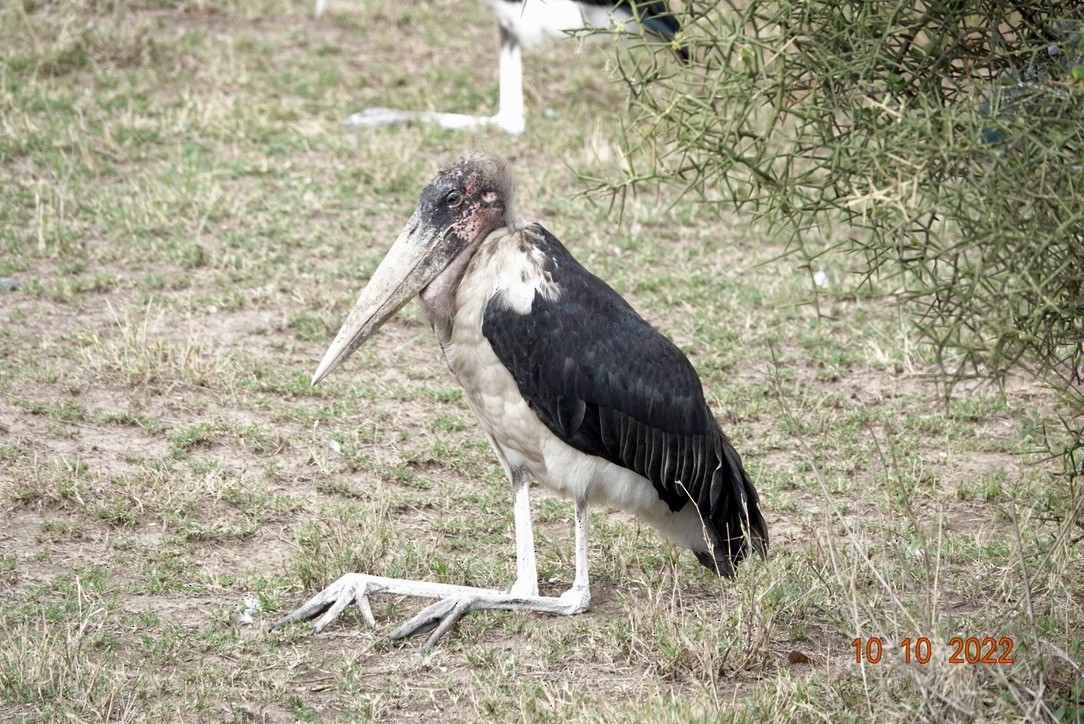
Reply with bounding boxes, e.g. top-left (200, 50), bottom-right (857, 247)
top-left (477, 0), bottom-right (637, 49)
